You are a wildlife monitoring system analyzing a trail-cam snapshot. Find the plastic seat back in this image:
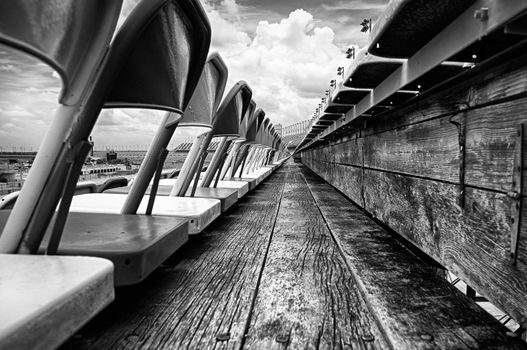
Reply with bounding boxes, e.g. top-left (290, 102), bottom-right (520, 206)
top-left (180, 52), bottom-right (228, 128)
top-left (0, 0), bottom-right (123, 105)
top-left (104, 0), bottom-right (211, 115)
top-left (212, 81), bottom-right (253, 138)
